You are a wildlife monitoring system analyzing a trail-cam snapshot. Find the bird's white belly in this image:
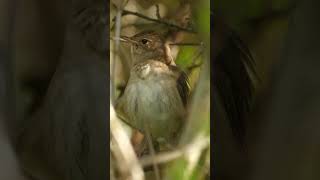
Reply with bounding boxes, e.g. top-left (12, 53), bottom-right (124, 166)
top-left (122, 75), bottom-right (184, 140)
